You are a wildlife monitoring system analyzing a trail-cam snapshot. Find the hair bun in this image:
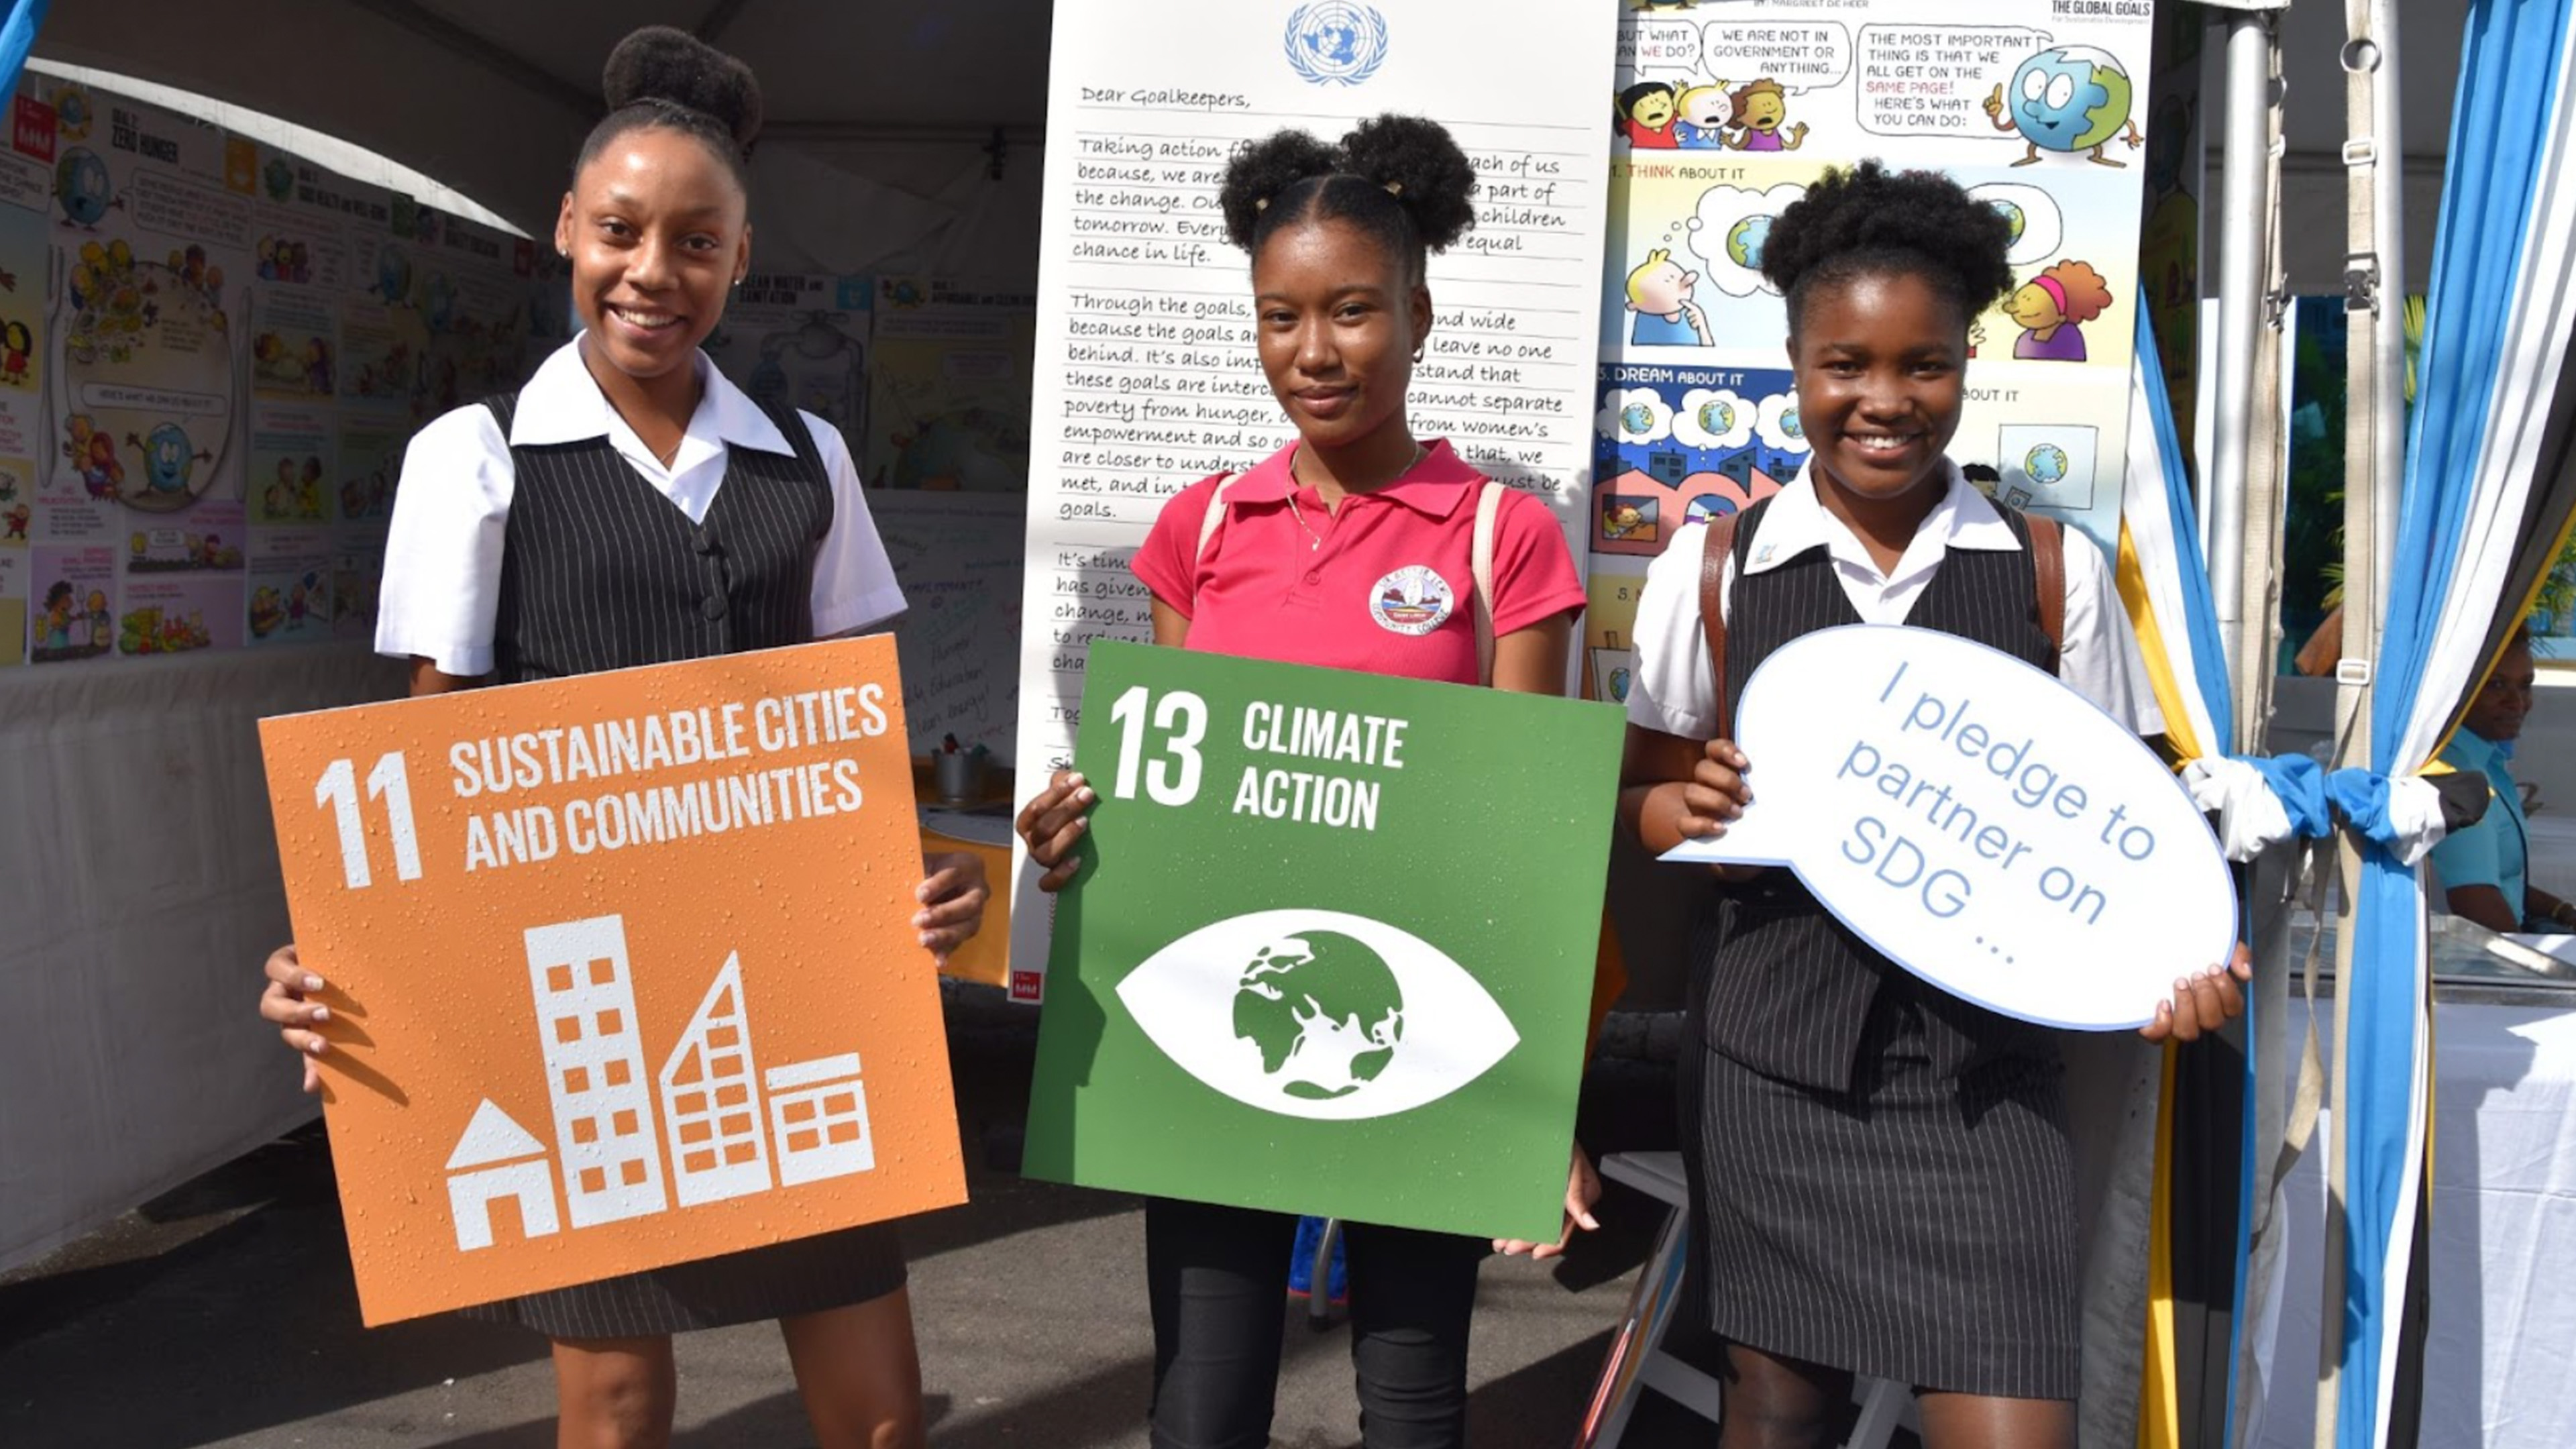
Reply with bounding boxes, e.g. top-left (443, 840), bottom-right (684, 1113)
top-left (602, 25), bottom-right (763, 152)
top-left (1218, 129), bottom-right (1344, 250)
top-left (1337, 114), bottom-right (1477, 253)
